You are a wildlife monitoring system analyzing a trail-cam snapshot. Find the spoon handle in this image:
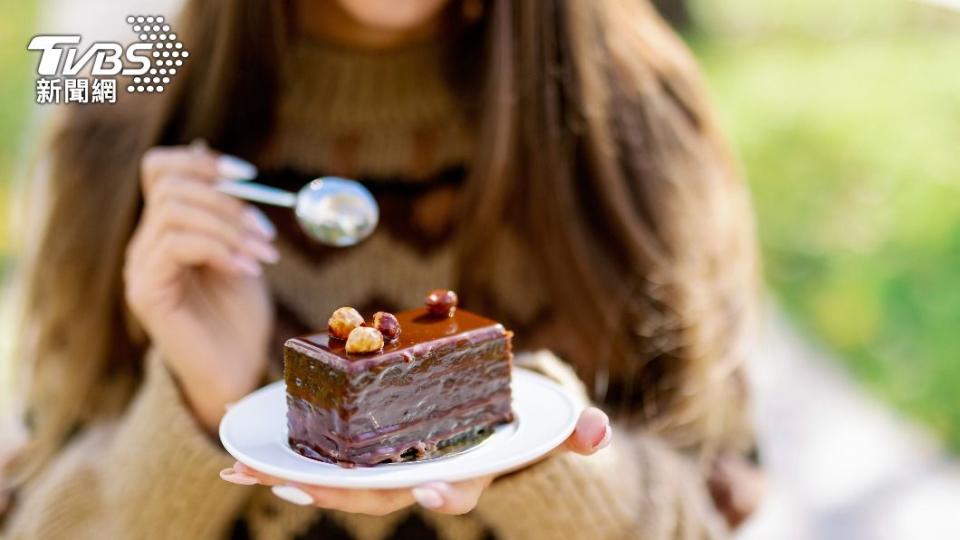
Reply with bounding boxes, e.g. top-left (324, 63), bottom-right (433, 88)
top-left (217, 180), bottom-right (297, 208)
